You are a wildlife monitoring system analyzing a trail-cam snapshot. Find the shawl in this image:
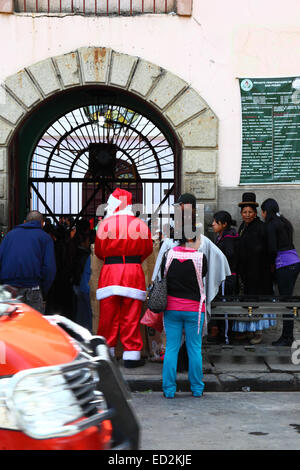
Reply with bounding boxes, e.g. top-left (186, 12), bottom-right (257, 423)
top-left (151, 235), bottom-right (231, 333)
